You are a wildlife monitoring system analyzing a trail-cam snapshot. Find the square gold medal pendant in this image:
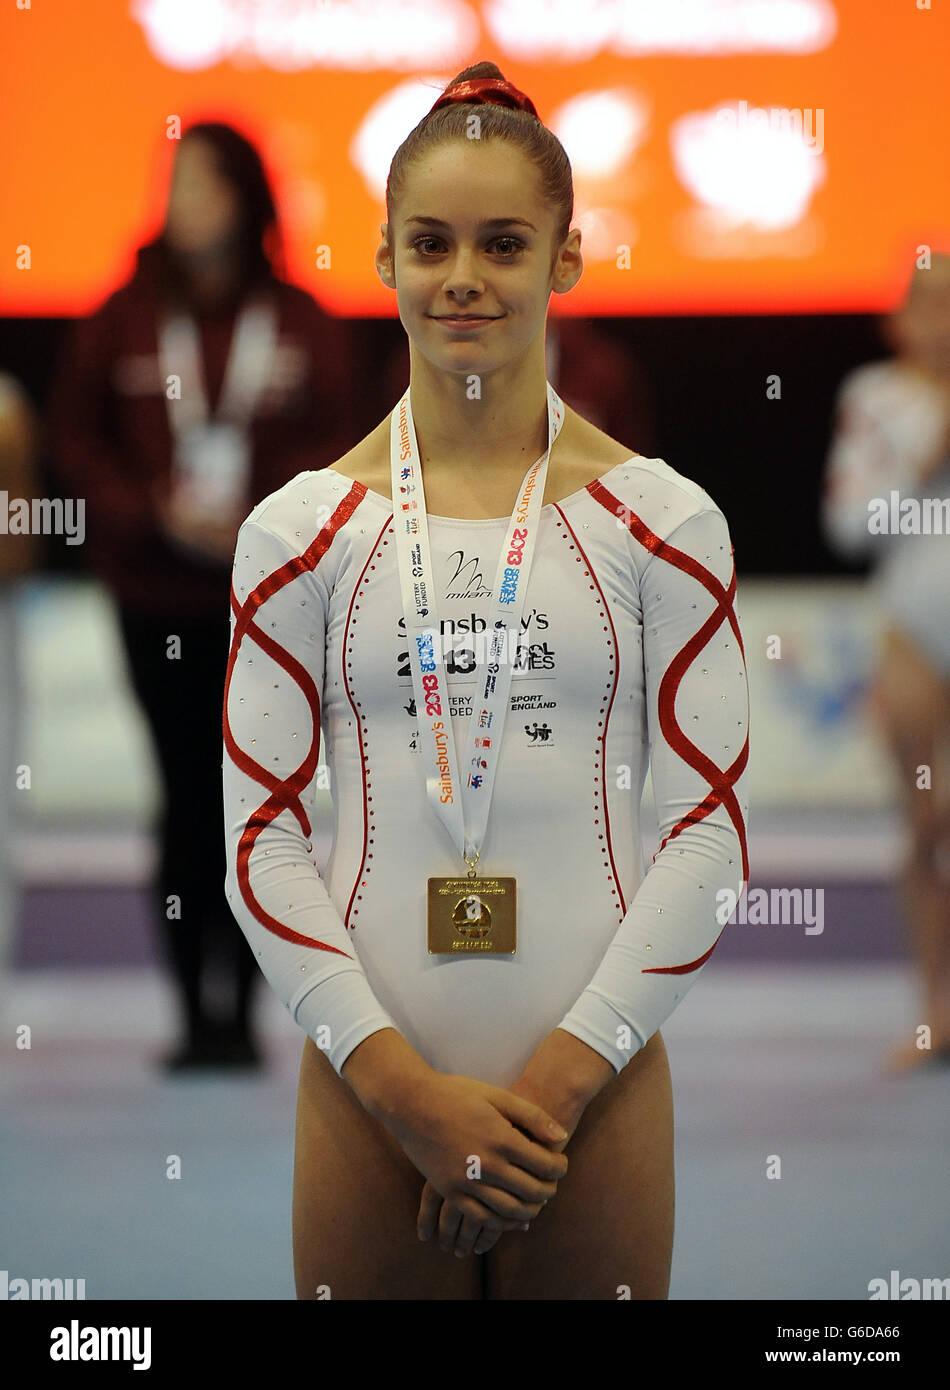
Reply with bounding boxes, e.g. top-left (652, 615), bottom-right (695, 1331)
top-left (427, 876), bottom-right (517, 954)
